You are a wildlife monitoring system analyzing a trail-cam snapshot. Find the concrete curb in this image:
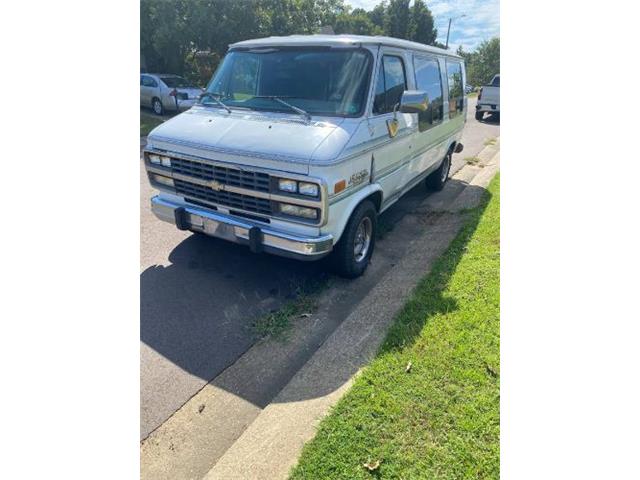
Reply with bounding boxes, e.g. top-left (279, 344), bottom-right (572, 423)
top-left (204, 144), bottom-right (501, 480)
